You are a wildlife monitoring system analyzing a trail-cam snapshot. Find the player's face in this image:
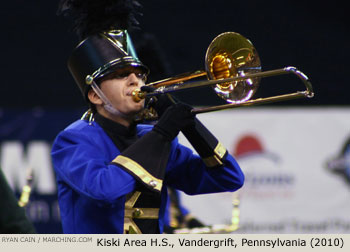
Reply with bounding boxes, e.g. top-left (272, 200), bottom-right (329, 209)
top-left (99, 66), bottom-right (147, 116)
